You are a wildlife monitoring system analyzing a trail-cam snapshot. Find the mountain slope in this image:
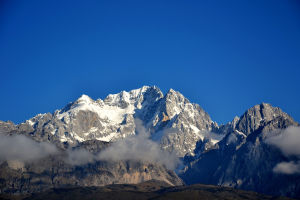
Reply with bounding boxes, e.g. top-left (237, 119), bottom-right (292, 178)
top-left (180, 103), bottom-right (300, 197)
